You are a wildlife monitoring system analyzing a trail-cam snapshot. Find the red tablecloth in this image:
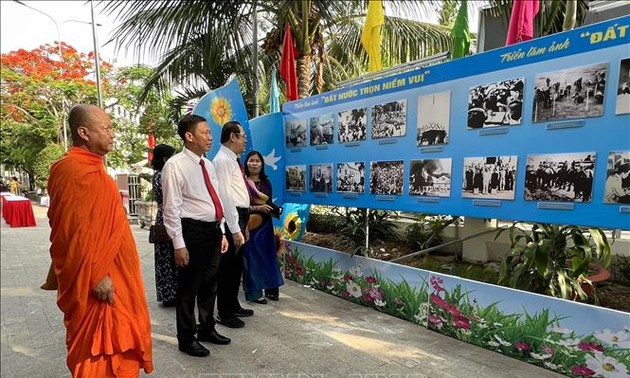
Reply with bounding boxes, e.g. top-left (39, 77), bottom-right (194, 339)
top-left (1, 195), bottom-right (36, 227)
